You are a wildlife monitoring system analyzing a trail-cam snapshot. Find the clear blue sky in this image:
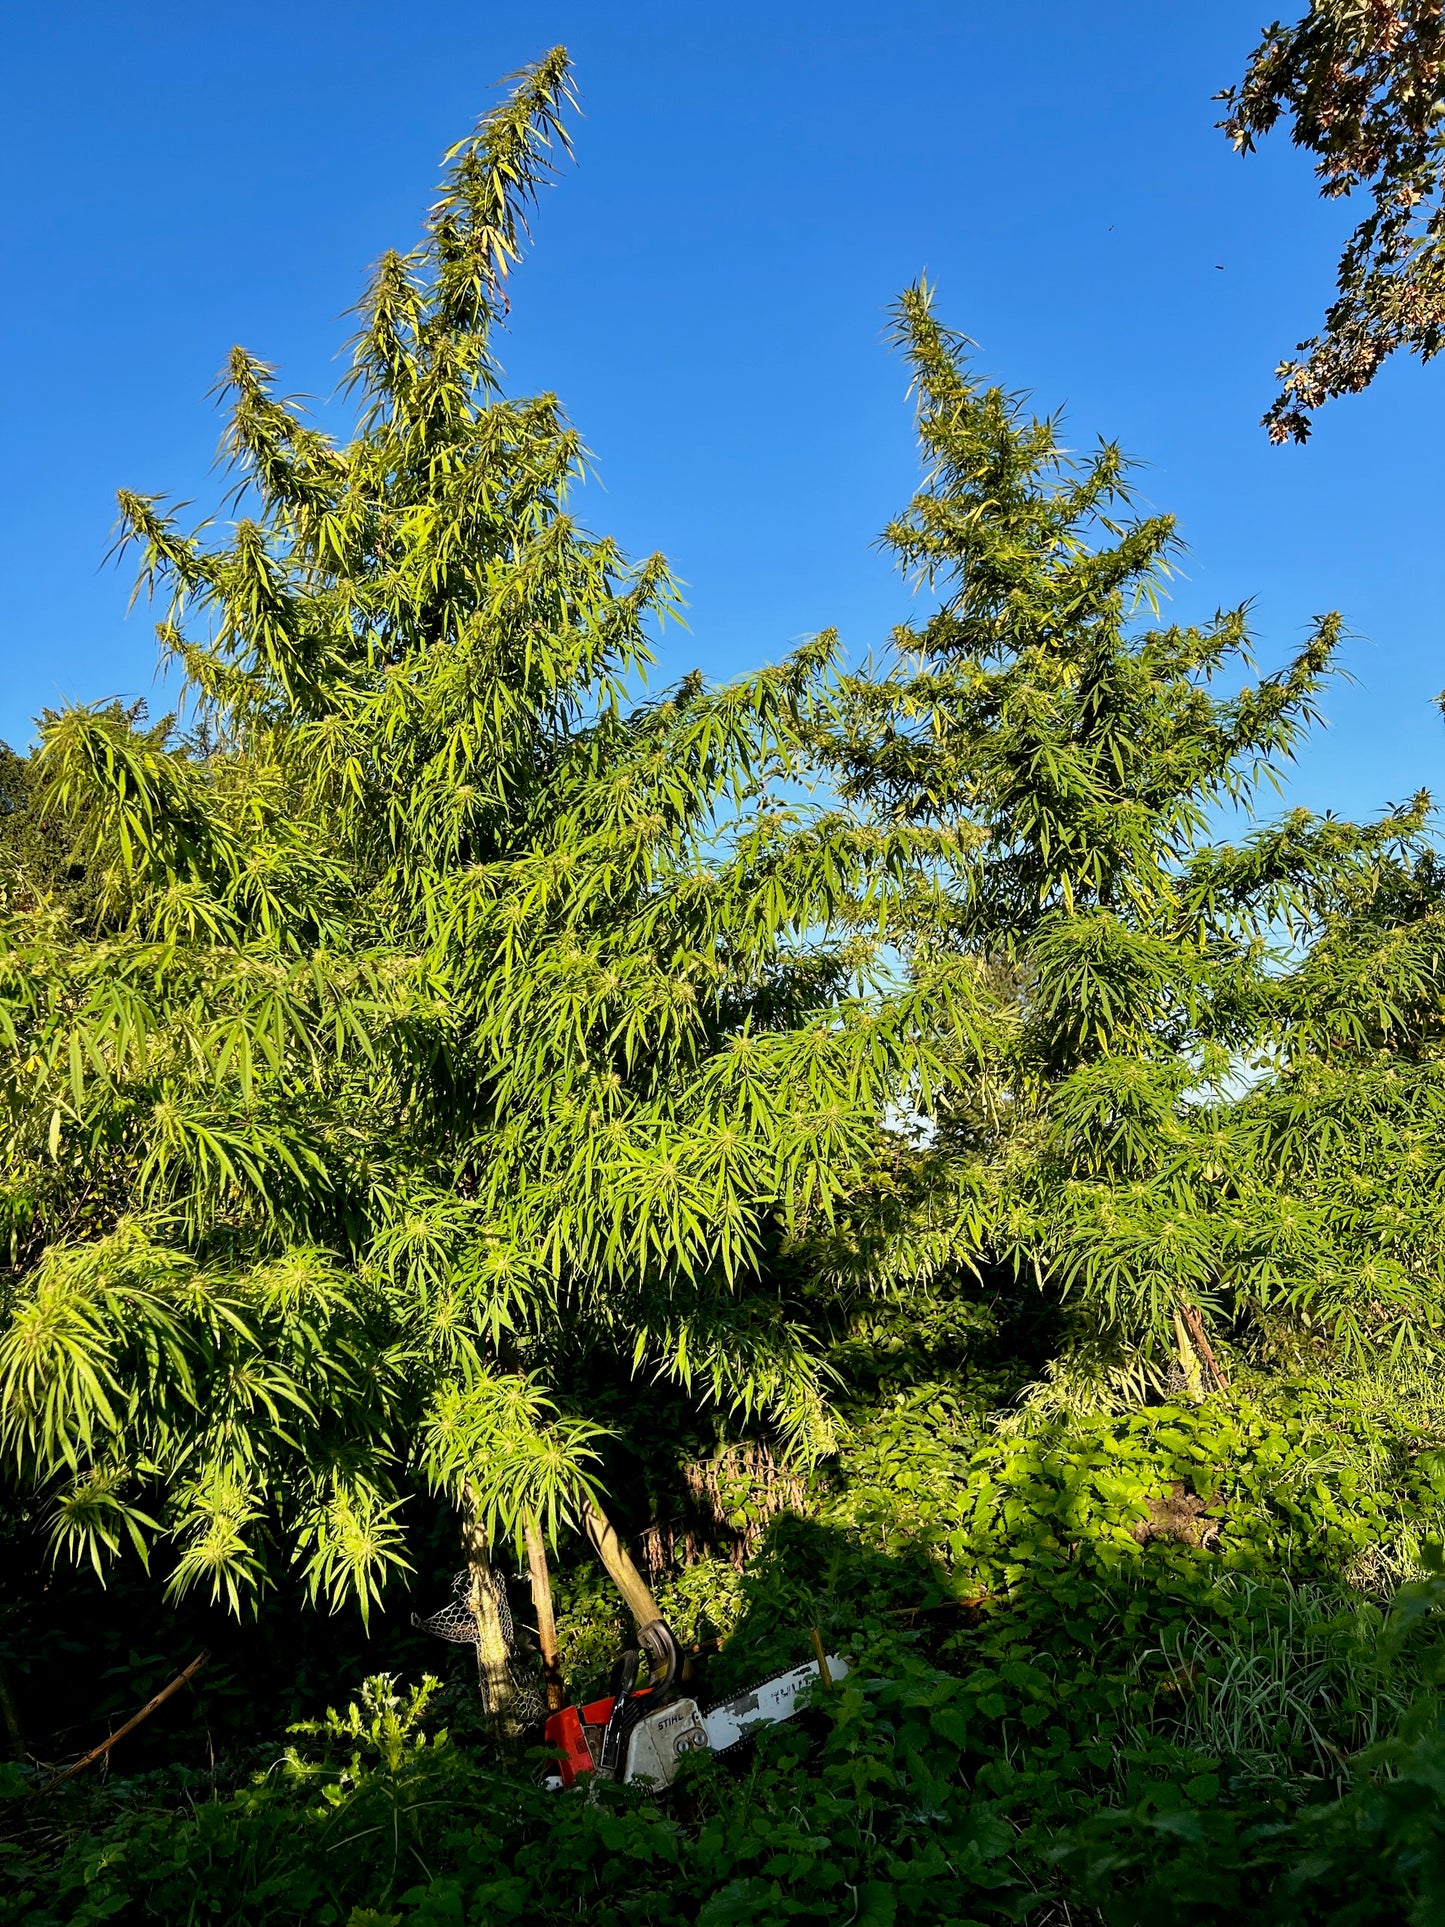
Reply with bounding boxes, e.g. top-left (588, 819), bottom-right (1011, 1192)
top-left (2, 1), bottom-right (1440, 824)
